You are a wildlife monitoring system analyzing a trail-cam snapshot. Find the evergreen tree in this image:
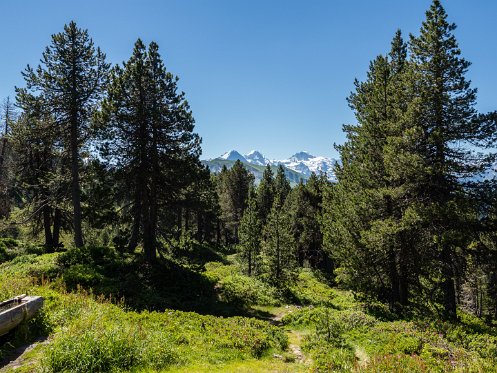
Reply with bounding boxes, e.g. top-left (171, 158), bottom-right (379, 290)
top-left (323, 31), bottom-right (412, 307)
top-left (256, 164), bottom-right (275, 224)
top-left (406, 0), bottom-right (496, 319)
top-left (238, 188), bottom-right (262, 276)
top-left (323, 1), bottom-right (497, 318)
top-left (216, 160), bottom-right (254, 245)
top-left (10, 110), bottom-right (69, 249)
top-left (274, 165), bottom-right (291, 206)
top-left (286, 176), bottom-right (328, 270)
top-left (100, 39), bottom-right (201, 262)
top-left (17, 21), bottom-right (109, 247)
top-left (0, 98), bottom-right (16, 218)
top-left (176, 164), bottom-right (220, 243)
top-left (262, 193), bottom-right (296, 284)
